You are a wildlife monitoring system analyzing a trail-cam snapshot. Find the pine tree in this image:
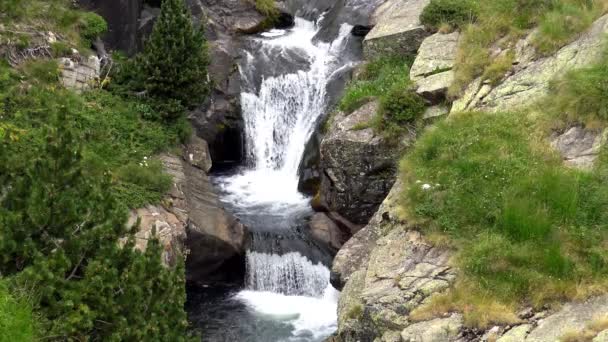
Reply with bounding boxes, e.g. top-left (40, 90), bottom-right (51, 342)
top-left (0, 111), bottom-right (193, 340)
top-left (139, 0), bottom-right (210, 112)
